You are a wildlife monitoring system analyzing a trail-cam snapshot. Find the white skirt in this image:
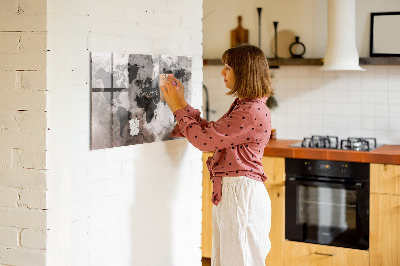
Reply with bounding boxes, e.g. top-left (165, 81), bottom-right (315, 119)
top-left (212, 176), bottom-right (271, 266)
